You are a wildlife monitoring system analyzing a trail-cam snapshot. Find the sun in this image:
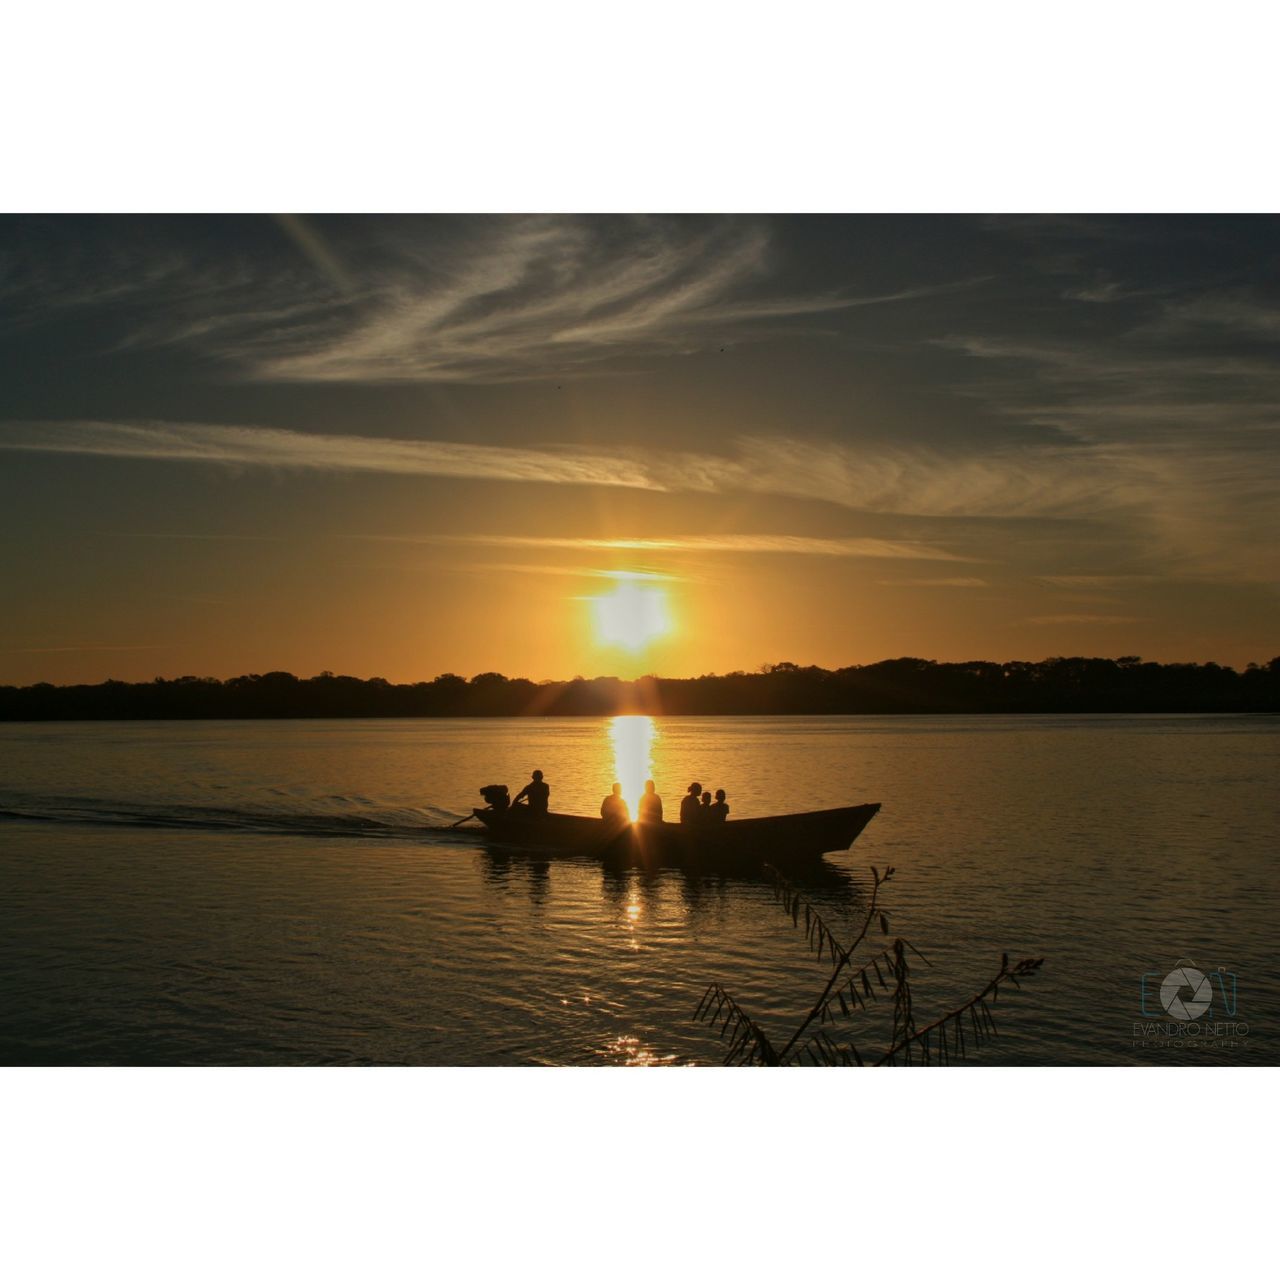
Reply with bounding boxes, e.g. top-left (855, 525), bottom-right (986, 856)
top-left (590, 583), bottom-right (671, 652)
